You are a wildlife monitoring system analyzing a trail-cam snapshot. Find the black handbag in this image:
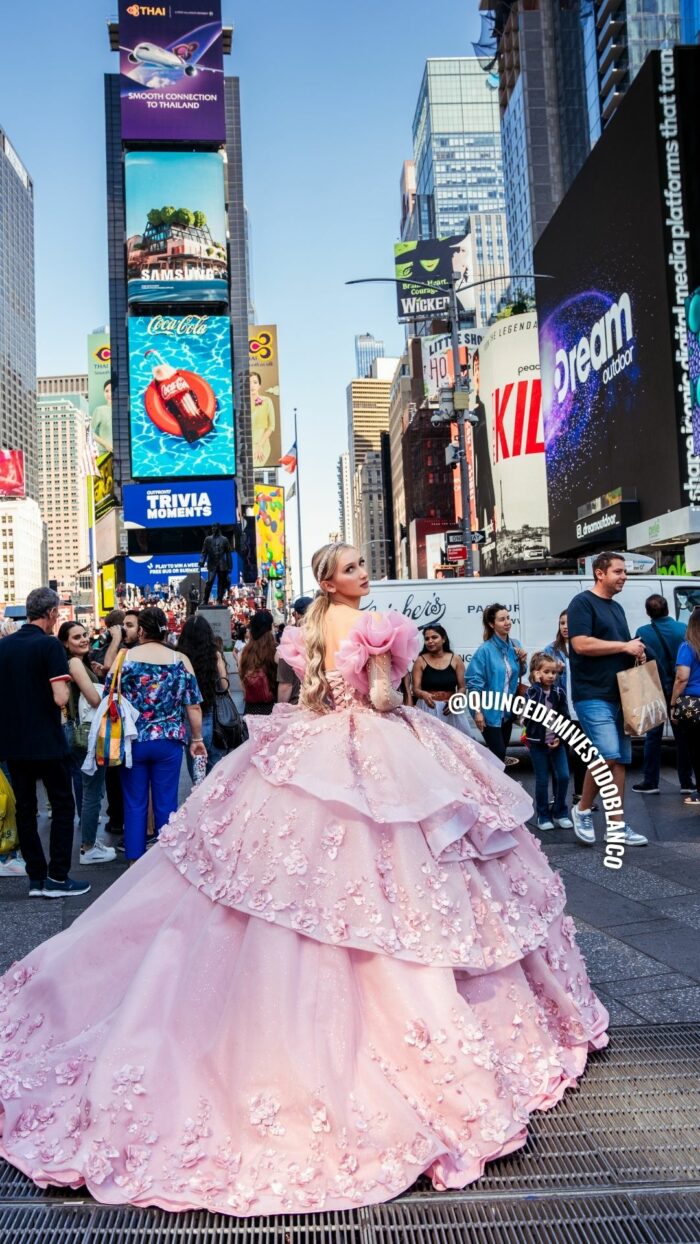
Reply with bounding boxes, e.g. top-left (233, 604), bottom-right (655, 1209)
top-left (212, 679), bottom-right (248, 752)
top-left (671, 694), bottom-right (700, 723)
